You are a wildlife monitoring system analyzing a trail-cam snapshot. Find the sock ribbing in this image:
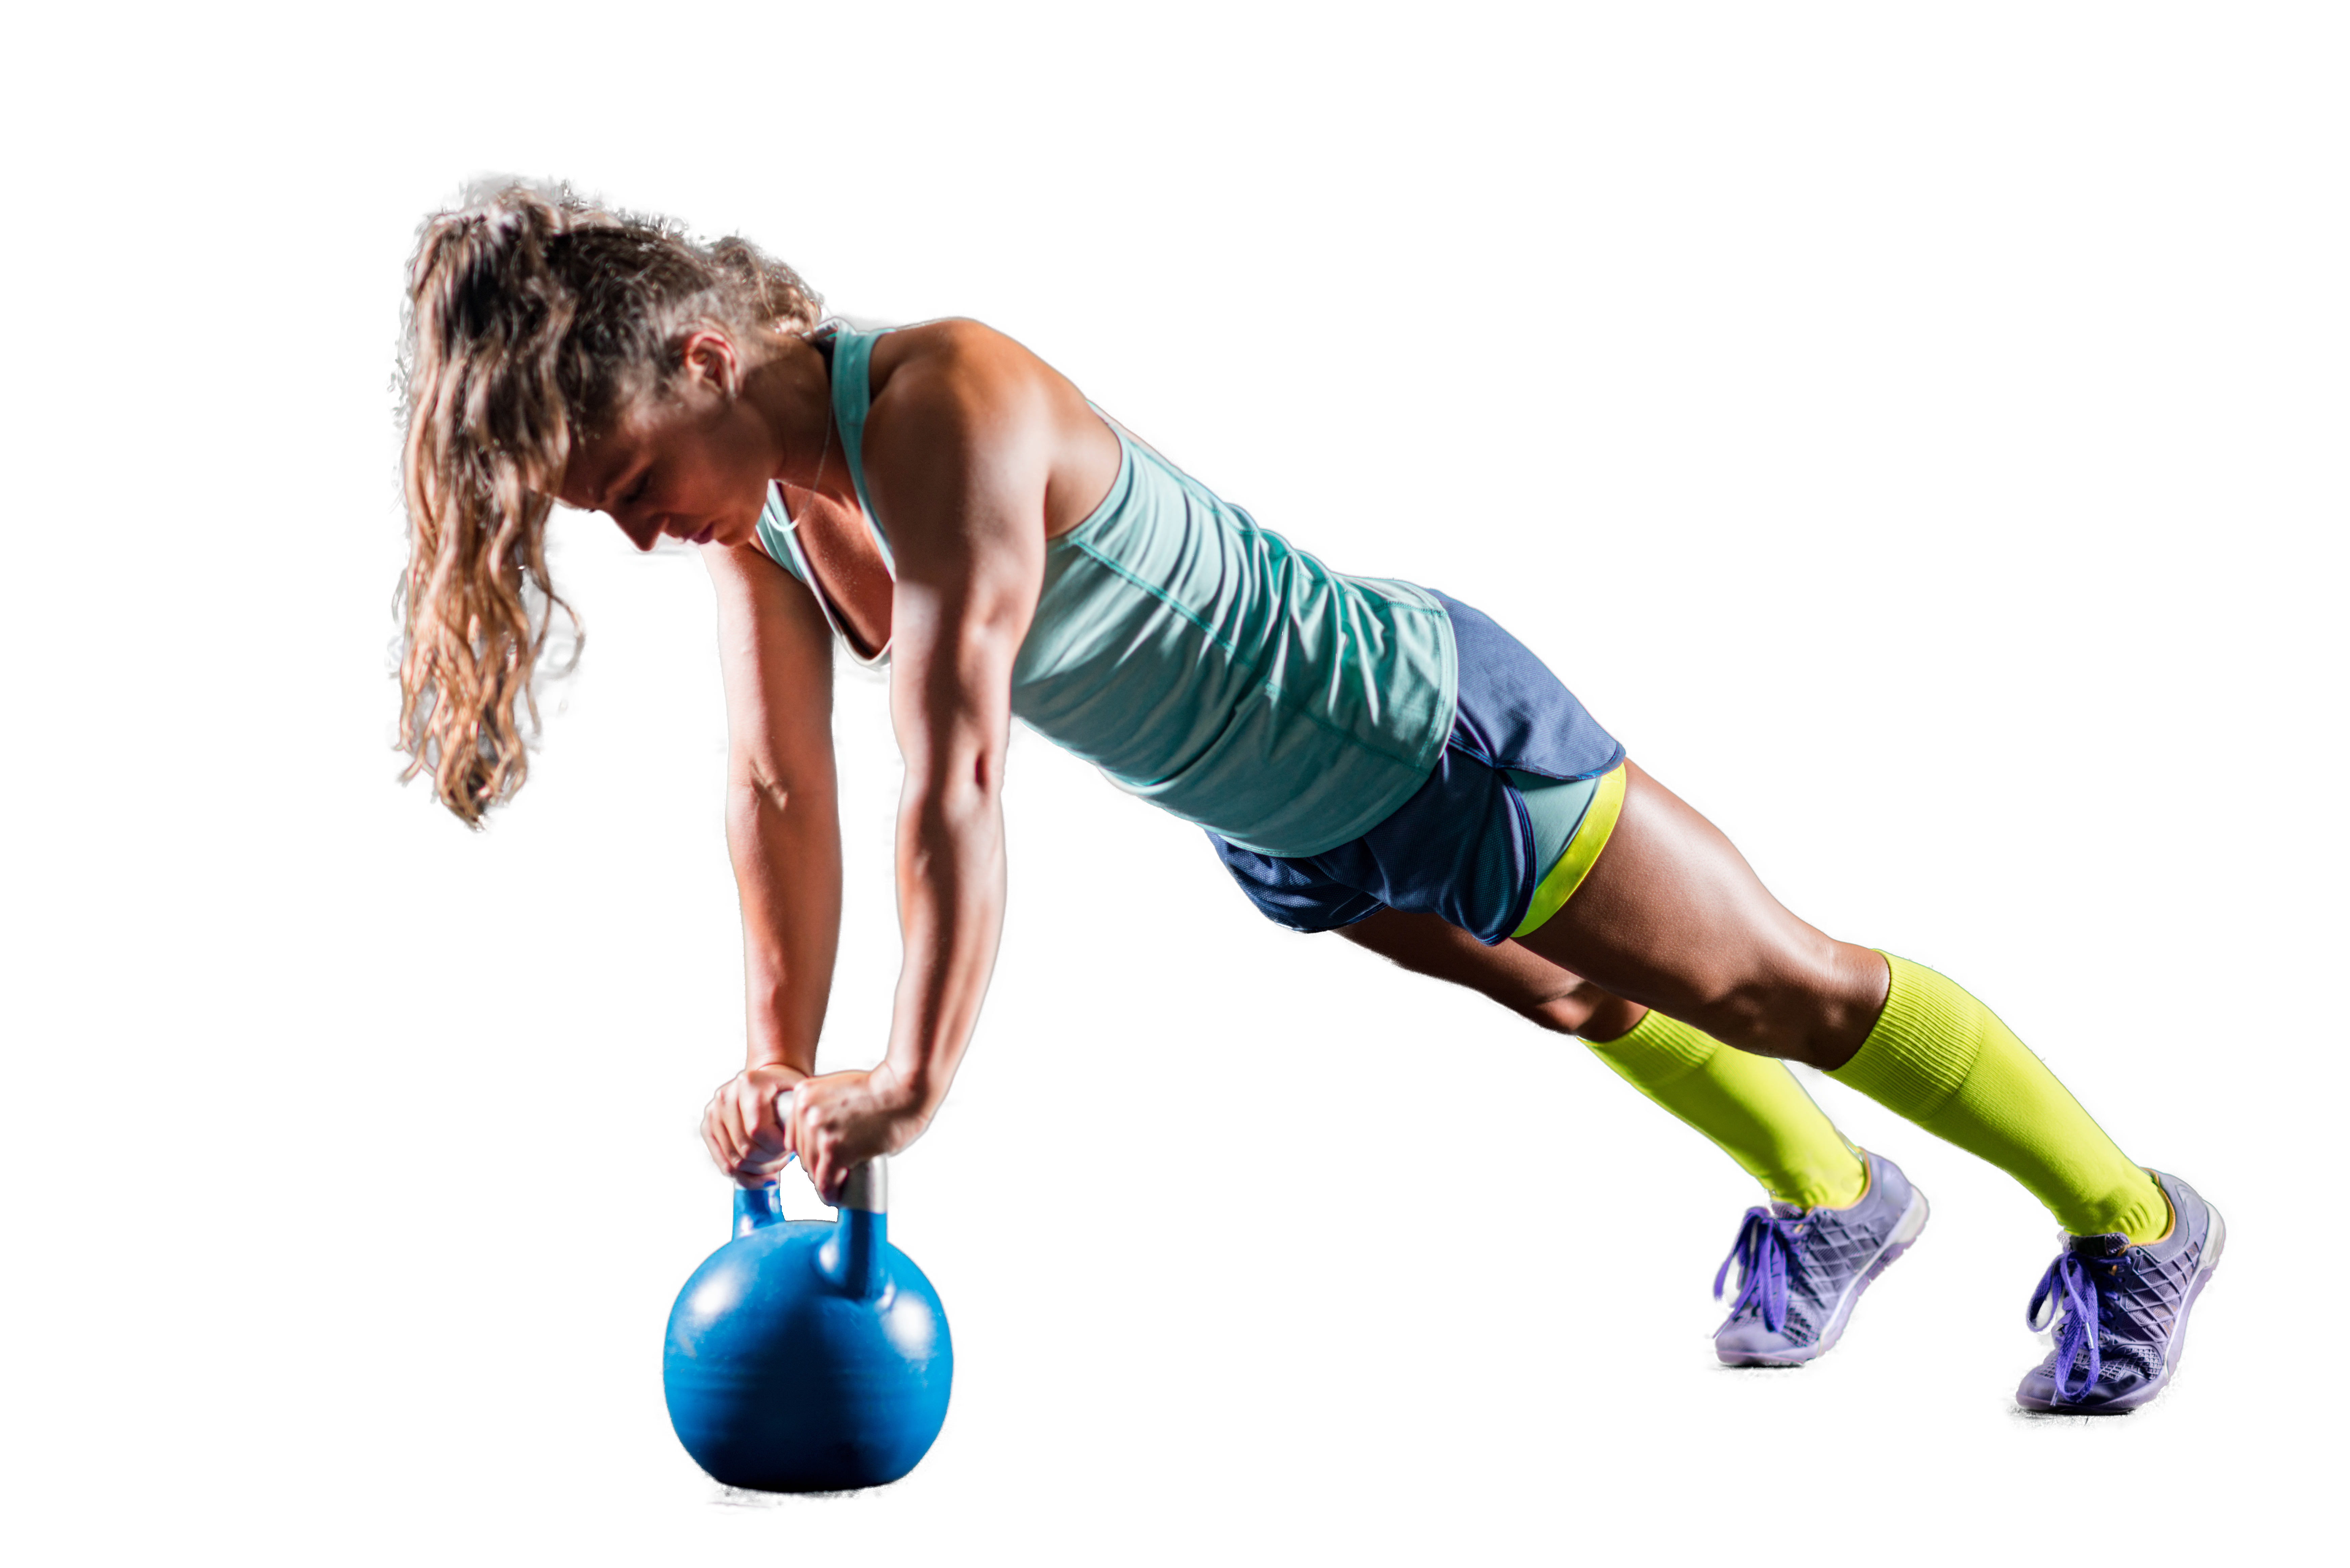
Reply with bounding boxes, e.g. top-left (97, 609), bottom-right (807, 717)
top-left (1829, 952), bottom-right (1982, 1120)
top-left (1590, 1011), bottom-right (1865, 1210)
top-left (1590, 1008), bottom-right (1718, 1084)
top-left (1832, 953), bottom-right (2165, 1243)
